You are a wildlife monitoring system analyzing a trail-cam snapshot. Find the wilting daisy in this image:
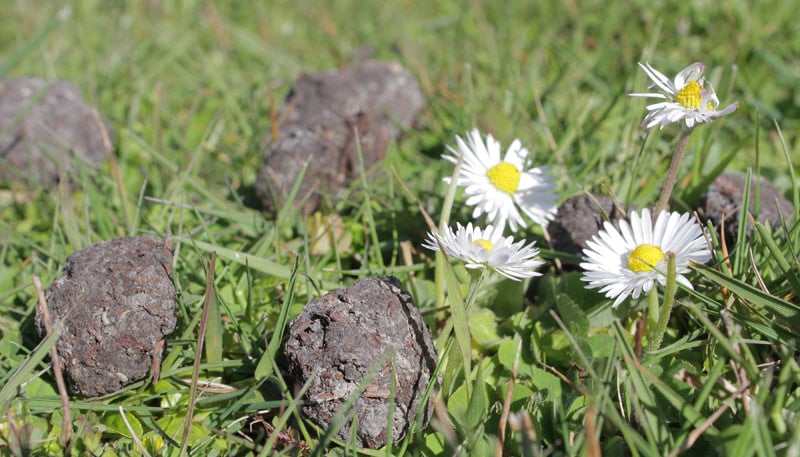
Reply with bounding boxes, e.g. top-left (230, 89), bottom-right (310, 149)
top-left (629, 61), bottom-right (738, 129)
top-left (423, 222), bottom-right (544, 281)
top-left (580, 208), bottom-right (711, 307)
top-left (443, 129), bottom-right (558, 233)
